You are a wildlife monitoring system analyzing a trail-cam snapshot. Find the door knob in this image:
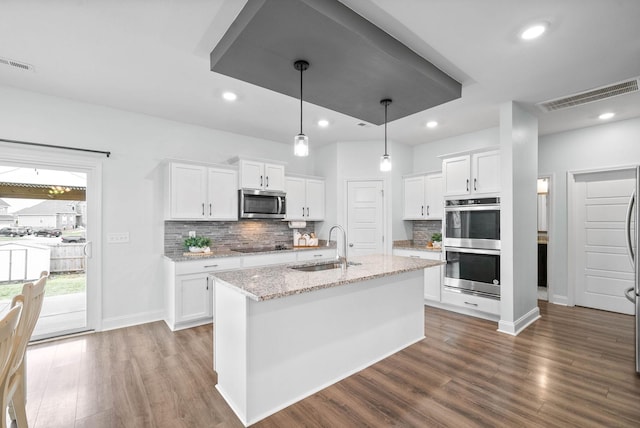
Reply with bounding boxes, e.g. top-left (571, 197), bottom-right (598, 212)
top-left (349, 243), bottom-right (354, 247)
